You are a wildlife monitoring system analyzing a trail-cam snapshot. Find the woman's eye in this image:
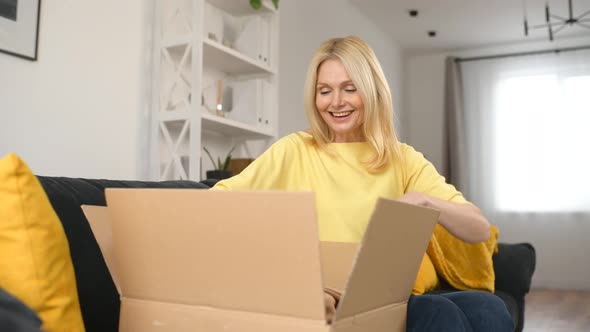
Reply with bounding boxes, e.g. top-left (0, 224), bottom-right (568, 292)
top-left (344, 87), bottom-right (357, 93)
top-left (319, 90), bottom-right (331, 95)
